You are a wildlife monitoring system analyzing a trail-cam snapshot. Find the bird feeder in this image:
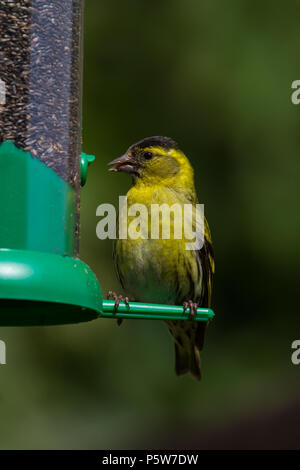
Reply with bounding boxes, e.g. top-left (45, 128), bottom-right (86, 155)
top-left (0, 0), bottom-right (214, 326)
